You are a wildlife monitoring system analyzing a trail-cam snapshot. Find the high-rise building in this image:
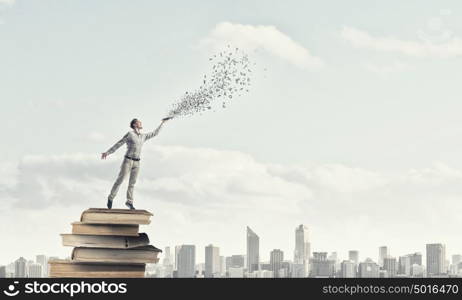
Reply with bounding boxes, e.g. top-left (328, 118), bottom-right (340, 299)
top-left (291, 263), bottom-right (306, 278)
top-left (163, 247), bottom-right (172, 266)
top-left (451, 255), bottom-right (462, 275)
top-left (378, 246), bottom-right (389, 267)
top-left (163, 264), bottom-right (174, 278)
top-left (36, 255), bottom-right (47, 277)
top-left (358, 258), bottom-right (379, 278)
top-left (409, 252), bottom-right (422, 266)
top-left (219, 256), bottom-right (226, 277)
top-left (396, 253), bottom-right (421, 277)
top-left (6, 263), bottom-right (15, 278)
top-left (205, 244), bottom-right (220, 278)
top-left (426, 244), bottom-right (446, 276)
top-left (294, 225), bottom-right (310, 276)
top-left (340, 260), bottom-right (356, 278)
top-left (328, 252), bottom-right (338, 262)
top-left (14, 257), bottom-right (27, 278)
top-left (229, 255), bottom-right (245, 268)
top-left (456, 263), bottom-right (462, 276)
top-left (270, 249), bottom-right (284, 278)
top-left (226, 255), bottom-right (244, 275)
top-left (398, 255), bottom-right (410, 276)
top-left (246, 226), bottom-right (259, 272)
top-left (411, 264), bottom-right (424, 277)
top-left (310, 252), bottom-right (336, 277)
top-left (279, 261), bottom-right (291, 278)
top-left (225, 256), bottom-right (232, 273)
top-left (348, 250), bottom-right (359, 265)
top-left (176, 245), bottom-right (196, 278)
top-left (28, 263), bottom-right (42, 278)
top-left (174, 245), bottom-right (182, 271)
top-left (383, 257), bottom-right (397, 278)
top-left (0, 266), bottom-right (6, 278)
top-left (329, 252), bottom-right (340, 273)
